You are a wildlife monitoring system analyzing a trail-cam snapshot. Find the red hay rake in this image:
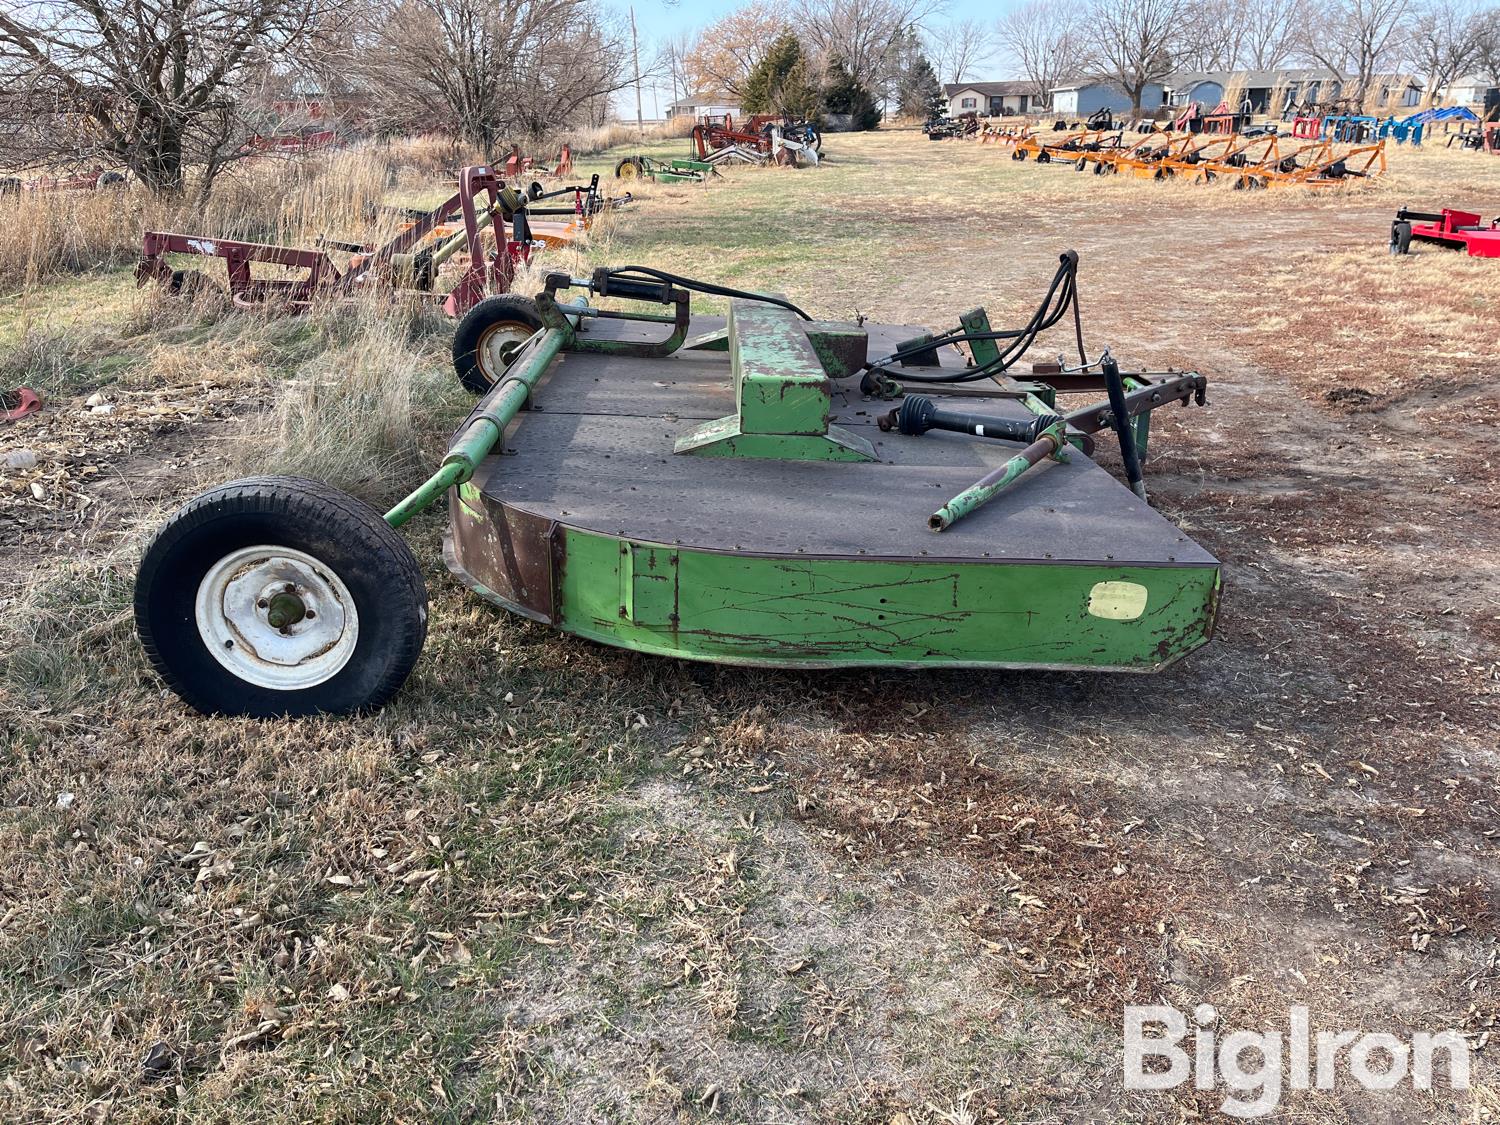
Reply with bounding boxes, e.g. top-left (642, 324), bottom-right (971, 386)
top-left (136, 166), bottom-right (619, 317)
